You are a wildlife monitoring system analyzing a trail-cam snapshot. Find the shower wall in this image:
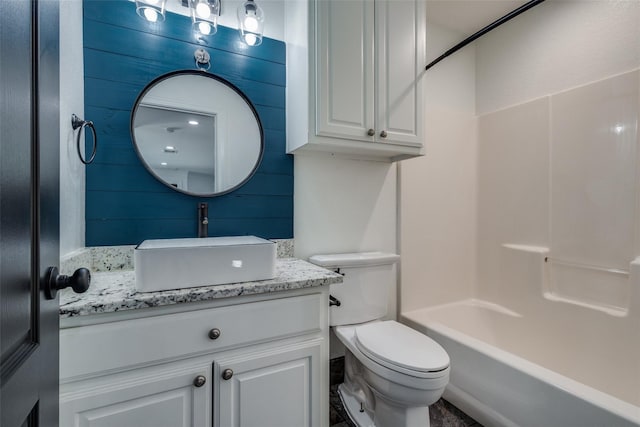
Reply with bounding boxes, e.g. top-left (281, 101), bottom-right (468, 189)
top-left (475, 0), bottom-right (640, 116)
top-left (399, 22), bottom-right (477, 312)
top-left (477, 71), bottom-right (639, 312)
top-left (400, 0), bottom-right (640, 313)
top-left (475, 0), bottom-right (640, 312)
